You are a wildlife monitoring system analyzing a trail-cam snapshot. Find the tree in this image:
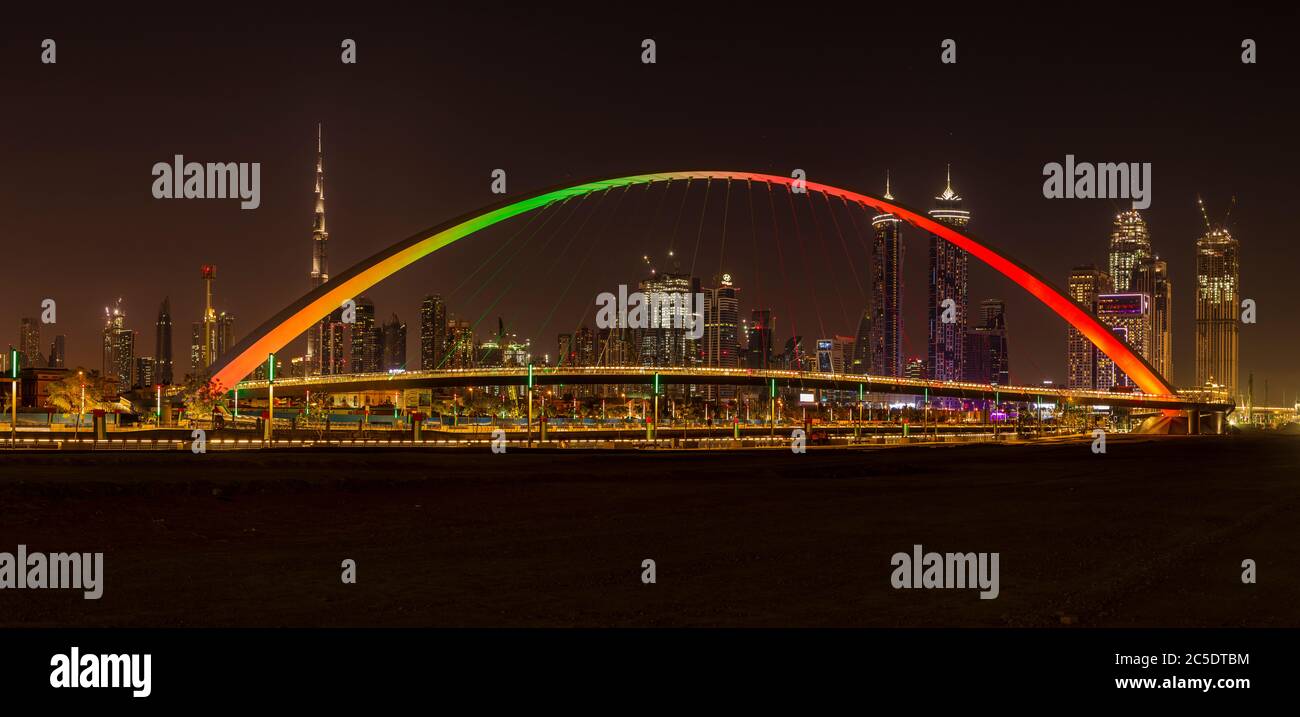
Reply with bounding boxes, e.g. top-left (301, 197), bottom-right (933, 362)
top-left (180, 374), bottom-right (226, 424)
top-left (46, 369), bottom-right (112, 414)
